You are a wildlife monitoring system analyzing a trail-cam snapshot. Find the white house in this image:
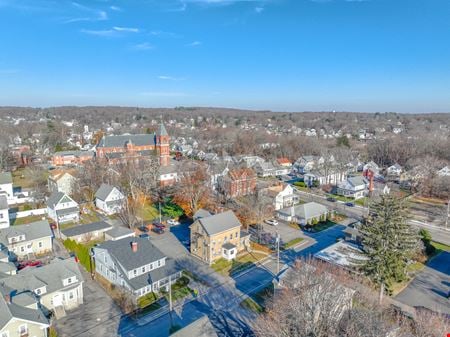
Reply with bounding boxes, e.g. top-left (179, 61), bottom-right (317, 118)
top-left (294, 156), bottom-right (323, 174)
top-left (48, 169), bottom-right (78, 196)
top-left (438, 166), bottom-right (450, 177)
top-left (276, 202), bottom-right (329, 225)
top-left (270, 184), bottom-right (298, 210)
top-left (95, 184), bottom-right (125, 215)
top-left (0, 257), bottom-right (84, 316)
top-left (0, 220), bottom-right (53, 259)
top-left (46, 191), bottom-right (80, 224)
top-left (363, 161), bottom-right (380, 175)
top-left (0, 172), bottom-right (13, 202)
top-left (0, 195), bottom-right (9, 229)
top-left (386, 164), bottom-right (402, 177)
top-left (336, 176), bottom-right (368, 200)
top-left (304, 169), bottom-right (347, 186)
top-left (92, 237), bottom-right (182, 299)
